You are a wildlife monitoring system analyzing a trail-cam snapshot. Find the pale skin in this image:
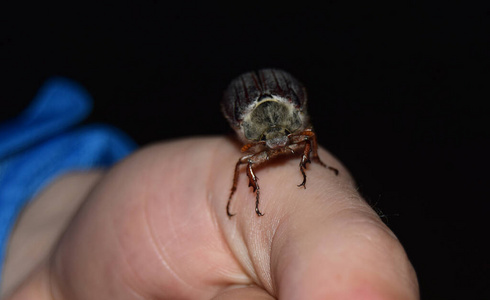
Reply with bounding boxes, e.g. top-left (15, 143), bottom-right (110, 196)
top-left (2, 137), bottom-right (419, 299)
